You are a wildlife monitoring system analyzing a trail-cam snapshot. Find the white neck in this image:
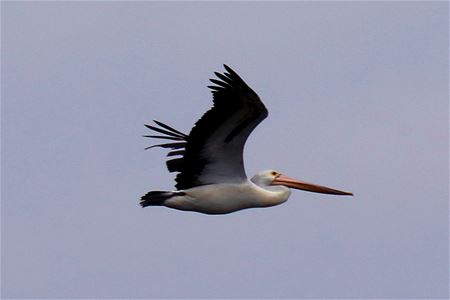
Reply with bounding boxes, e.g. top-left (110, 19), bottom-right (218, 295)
top-left (250, 180), bottom-right (291, 208)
